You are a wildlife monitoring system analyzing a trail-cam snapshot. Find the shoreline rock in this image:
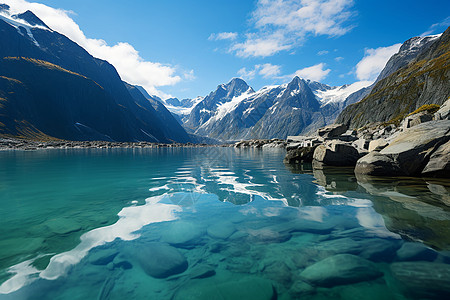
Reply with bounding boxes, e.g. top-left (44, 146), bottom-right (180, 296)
top-left (0, 137), bottom-right (227, 151)
top-left (284, 99), bottom-right (450, 178)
